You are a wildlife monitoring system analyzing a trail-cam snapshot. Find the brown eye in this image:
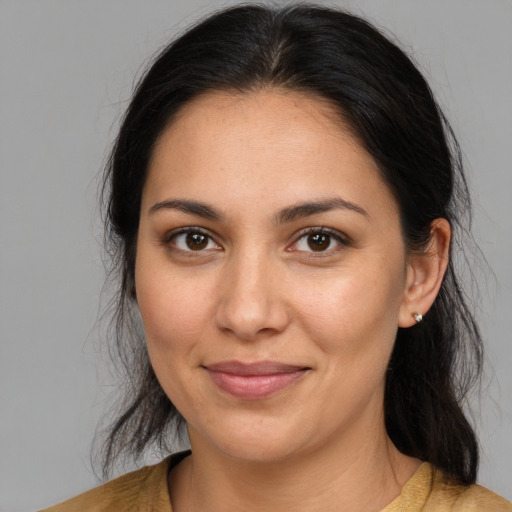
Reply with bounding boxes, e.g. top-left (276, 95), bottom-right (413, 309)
top-left (186, 232), bottom-right (208, 250)
top-left (307, 233), bottom-right (331, 251)
top-left (170, 230), bottom-right (219, 252)
top-left (293, 229), bottom-right (346, 254)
